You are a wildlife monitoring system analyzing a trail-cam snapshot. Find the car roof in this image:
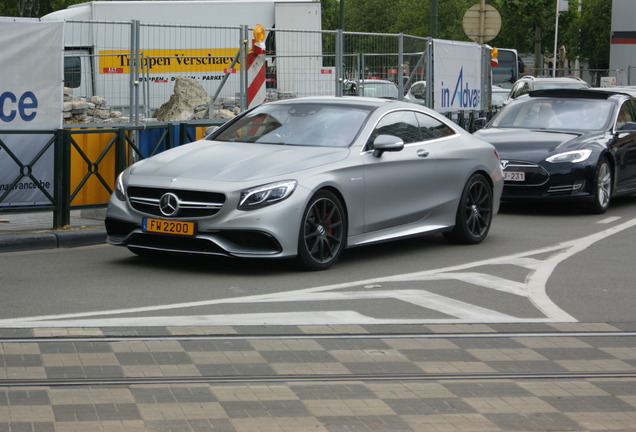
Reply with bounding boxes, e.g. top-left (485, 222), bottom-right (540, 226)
top-left (518, 75), bottom-right (588, 83)
top-left (265, 95), bottom-right (396, 108)
top-left (590, 86), bottom-right (636, 98)
top-left (527, 88), bottom-right (627, 100)
top-left (361, 79), bottom-right (398, 85)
